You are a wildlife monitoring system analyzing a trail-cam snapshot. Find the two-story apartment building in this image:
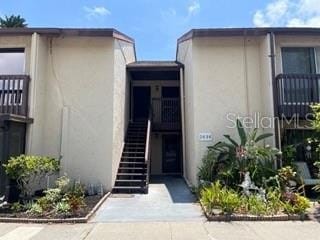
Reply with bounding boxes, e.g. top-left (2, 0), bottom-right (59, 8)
top-left (0, 27), bottom-right (319, 194)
